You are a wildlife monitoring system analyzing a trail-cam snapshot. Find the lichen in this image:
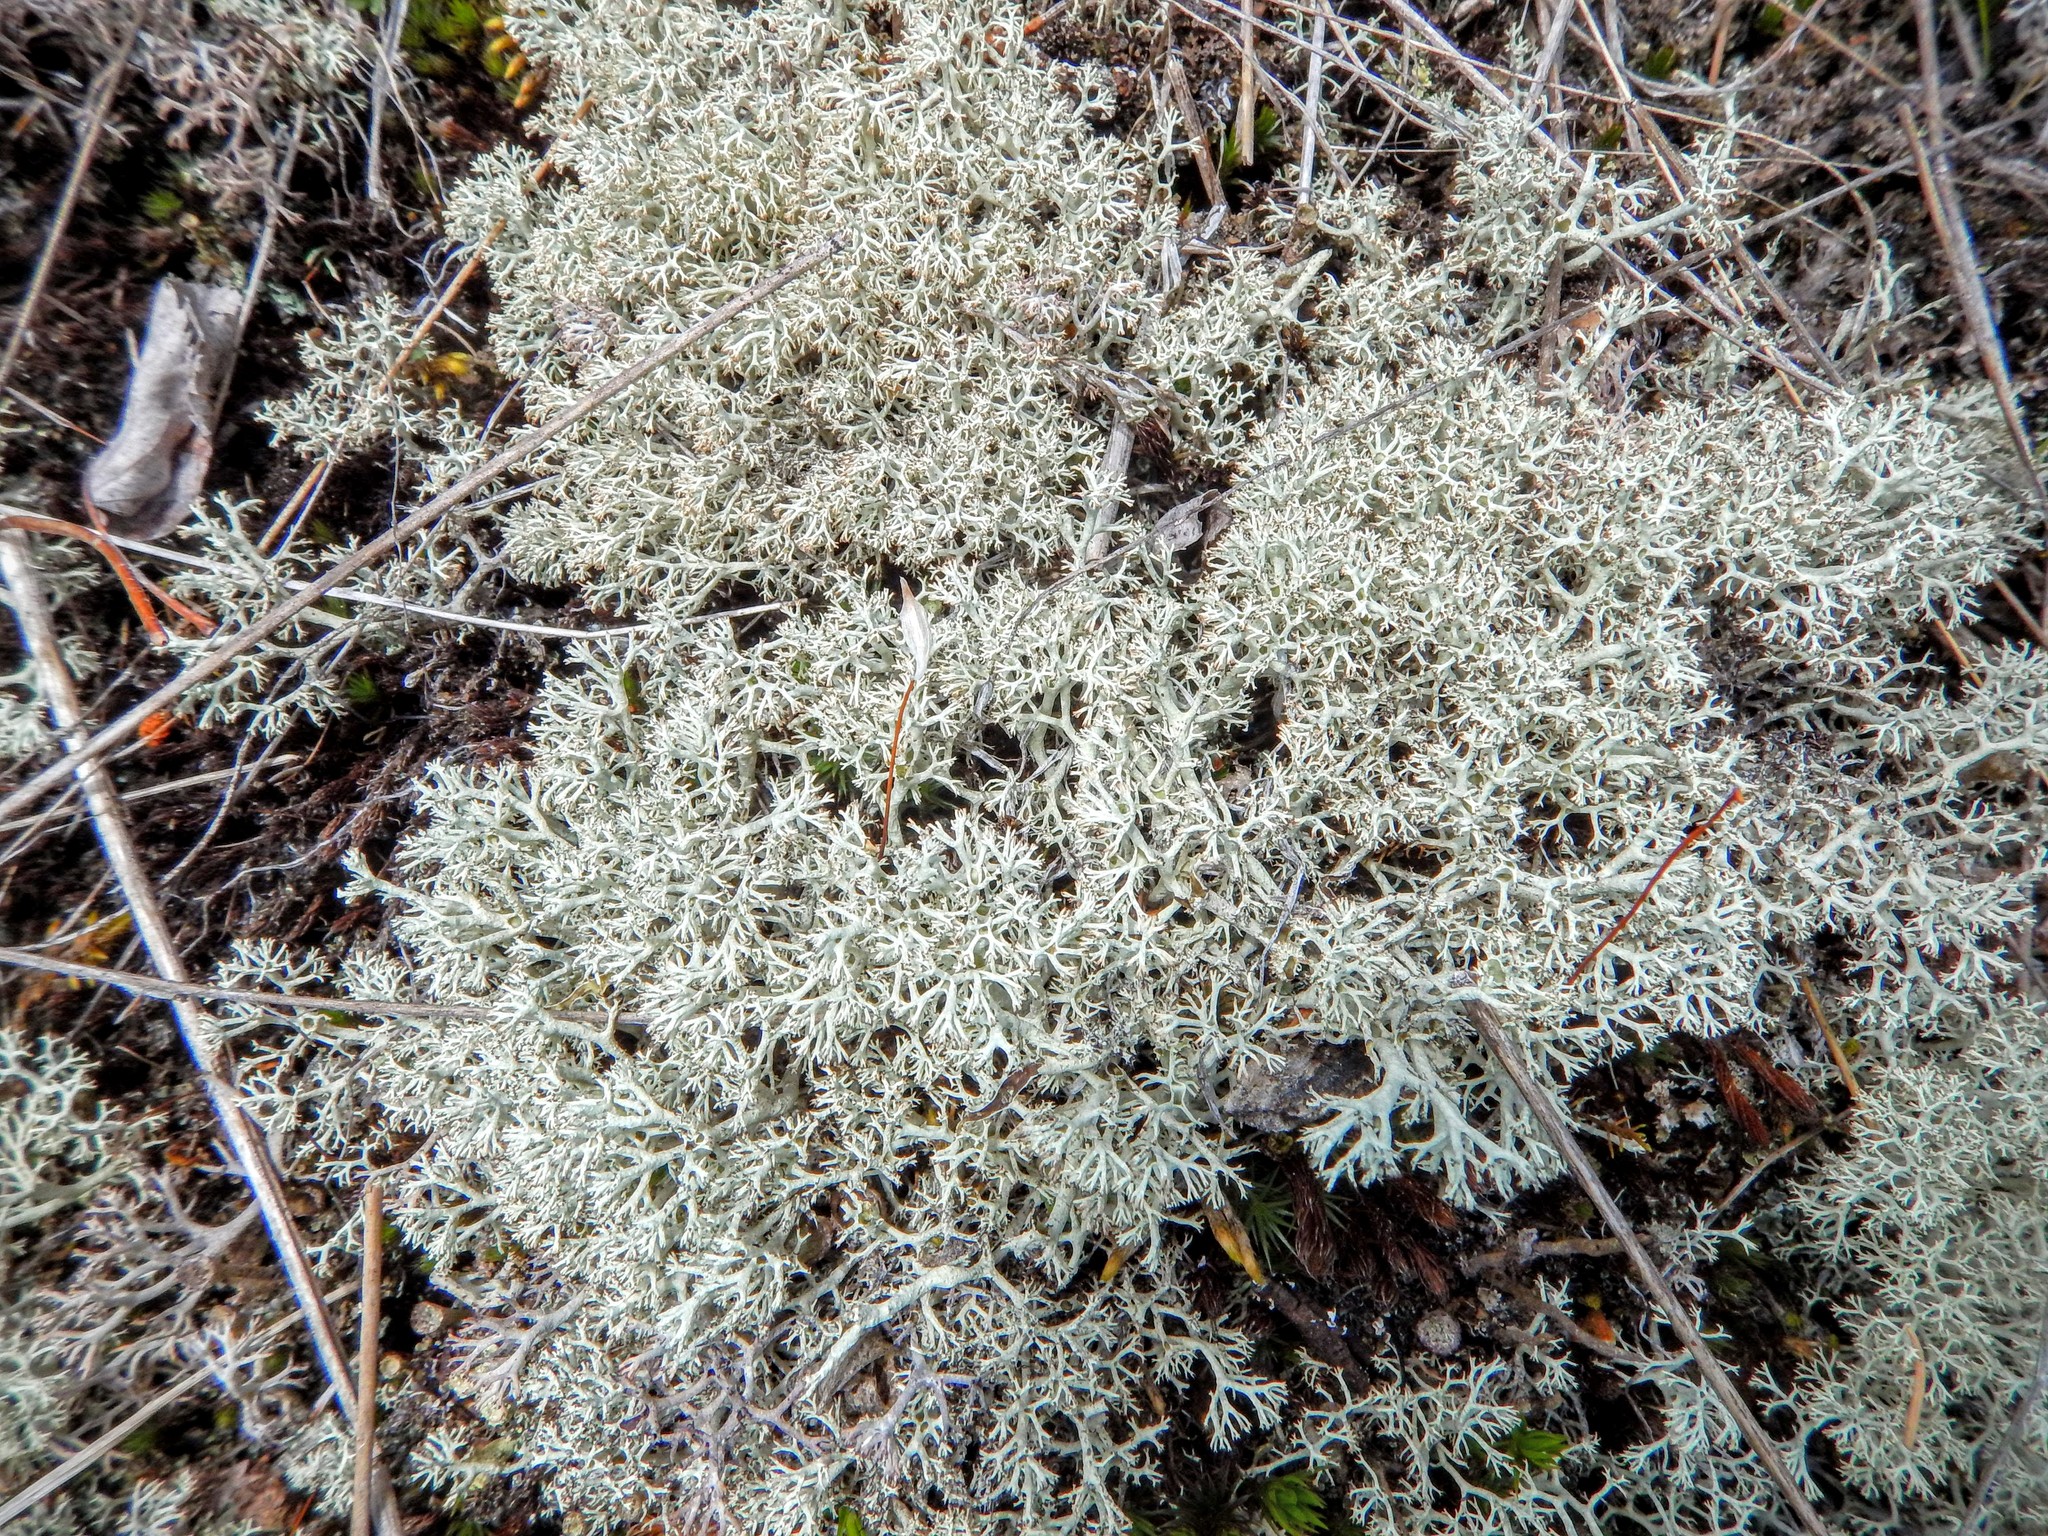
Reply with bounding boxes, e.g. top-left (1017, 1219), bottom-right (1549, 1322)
top-left (235, 0), bottom-right (2048, 1529)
